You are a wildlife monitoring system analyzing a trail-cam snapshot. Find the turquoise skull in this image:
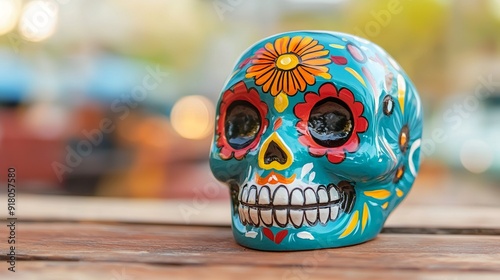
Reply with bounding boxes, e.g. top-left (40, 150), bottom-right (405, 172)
top-left (209, 31), bottom-right (423, 251)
